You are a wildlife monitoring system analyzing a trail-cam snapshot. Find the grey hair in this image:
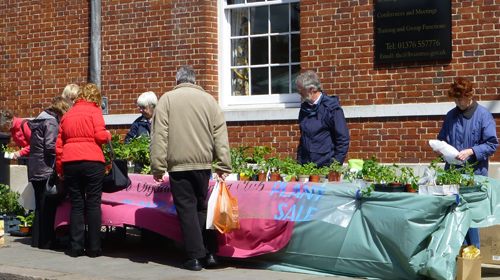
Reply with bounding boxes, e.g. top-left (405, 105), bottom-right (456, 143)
top-left (137, 91), bottom-right (158, 107)
top-left (295, 70), bottom-right (321, 92)
top-left (175, 66), bottom-right (196, 84)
